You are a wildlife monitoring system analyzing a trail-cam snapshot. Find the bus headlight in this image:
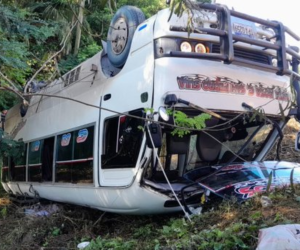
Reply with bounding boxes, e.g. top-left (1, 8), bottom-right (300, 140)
top-left (154, 37), bottom-right (211, 58)
top-left (180, 42), bottom-right (192, 52)
top-left (195, 43), bottom-right (207, 53)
